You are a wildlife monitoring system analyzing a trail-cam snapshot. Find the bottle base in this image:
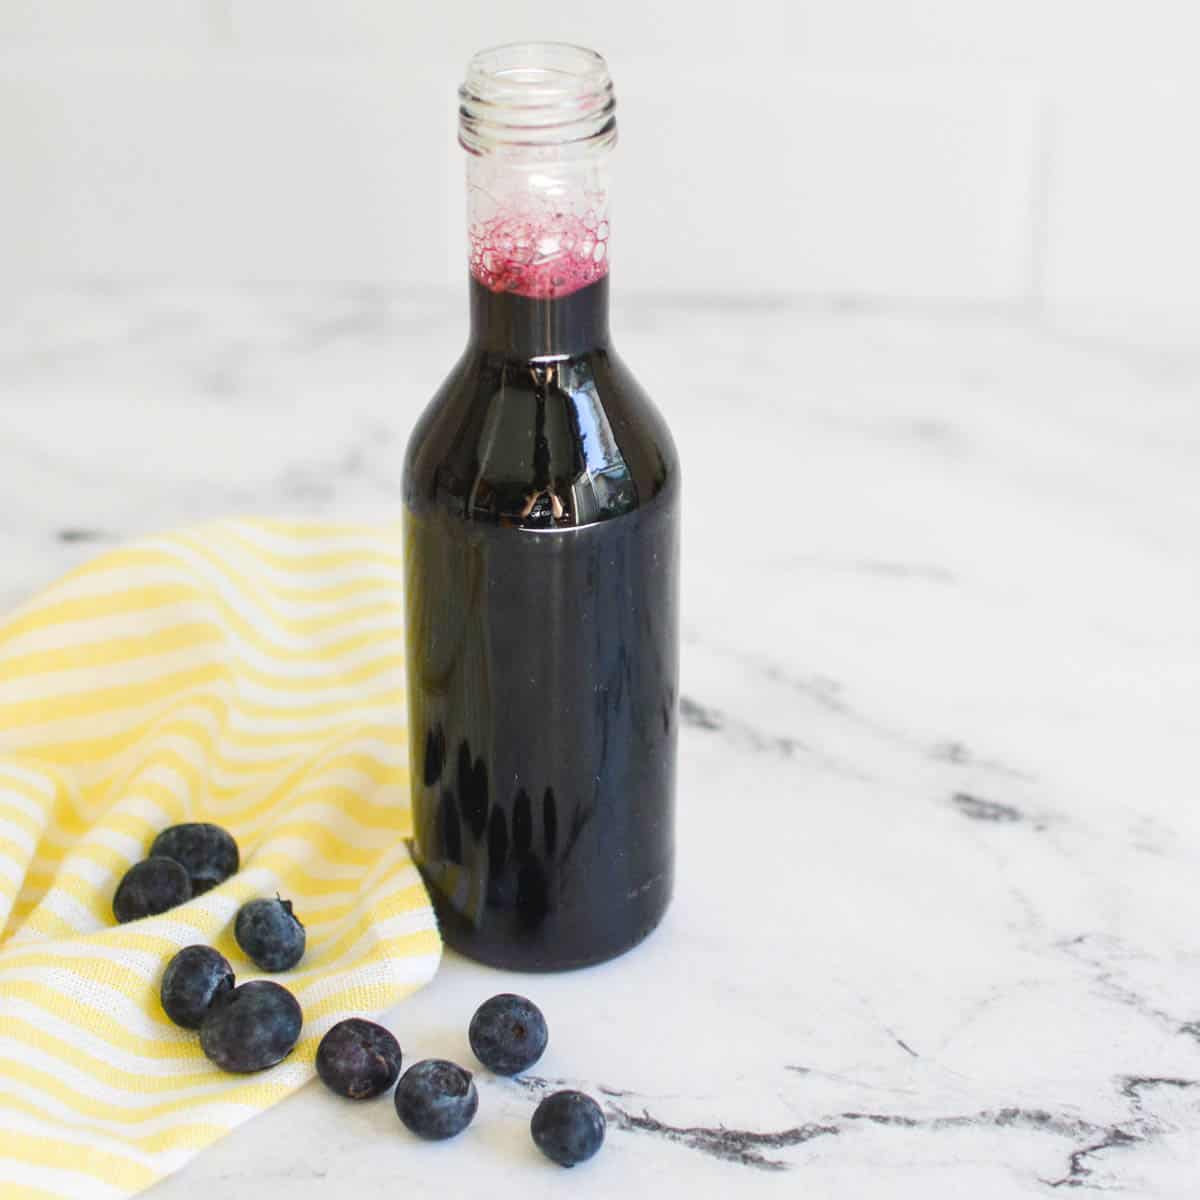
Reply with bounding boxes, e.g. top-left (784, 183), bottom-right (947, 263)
top-left (424, 873), bottom-right (672, 973)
